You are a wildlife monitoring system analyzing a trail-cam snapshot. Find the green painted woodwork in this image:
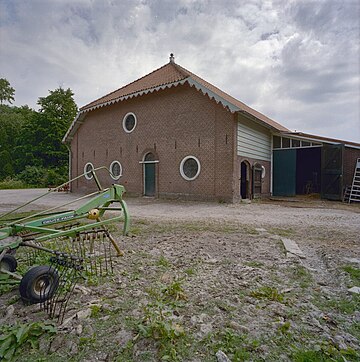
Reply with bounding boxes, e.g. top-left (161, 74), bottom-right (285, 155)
top-left (273, 149), bottom-right (296, 196)
top-left (144, 163), bottom-right (155, 196)
top-left (0, 184), bottom-right (130, 251)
